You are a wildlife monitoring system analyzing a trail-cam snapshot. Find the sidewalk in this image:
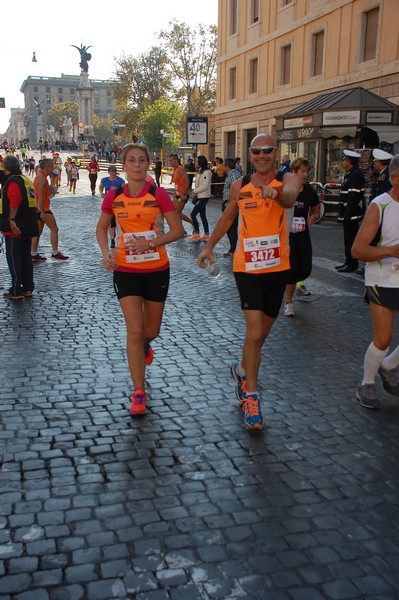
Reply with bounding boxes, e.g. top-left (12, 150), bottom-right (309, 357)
top-left (0, 184), bottom-right (398, 600)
